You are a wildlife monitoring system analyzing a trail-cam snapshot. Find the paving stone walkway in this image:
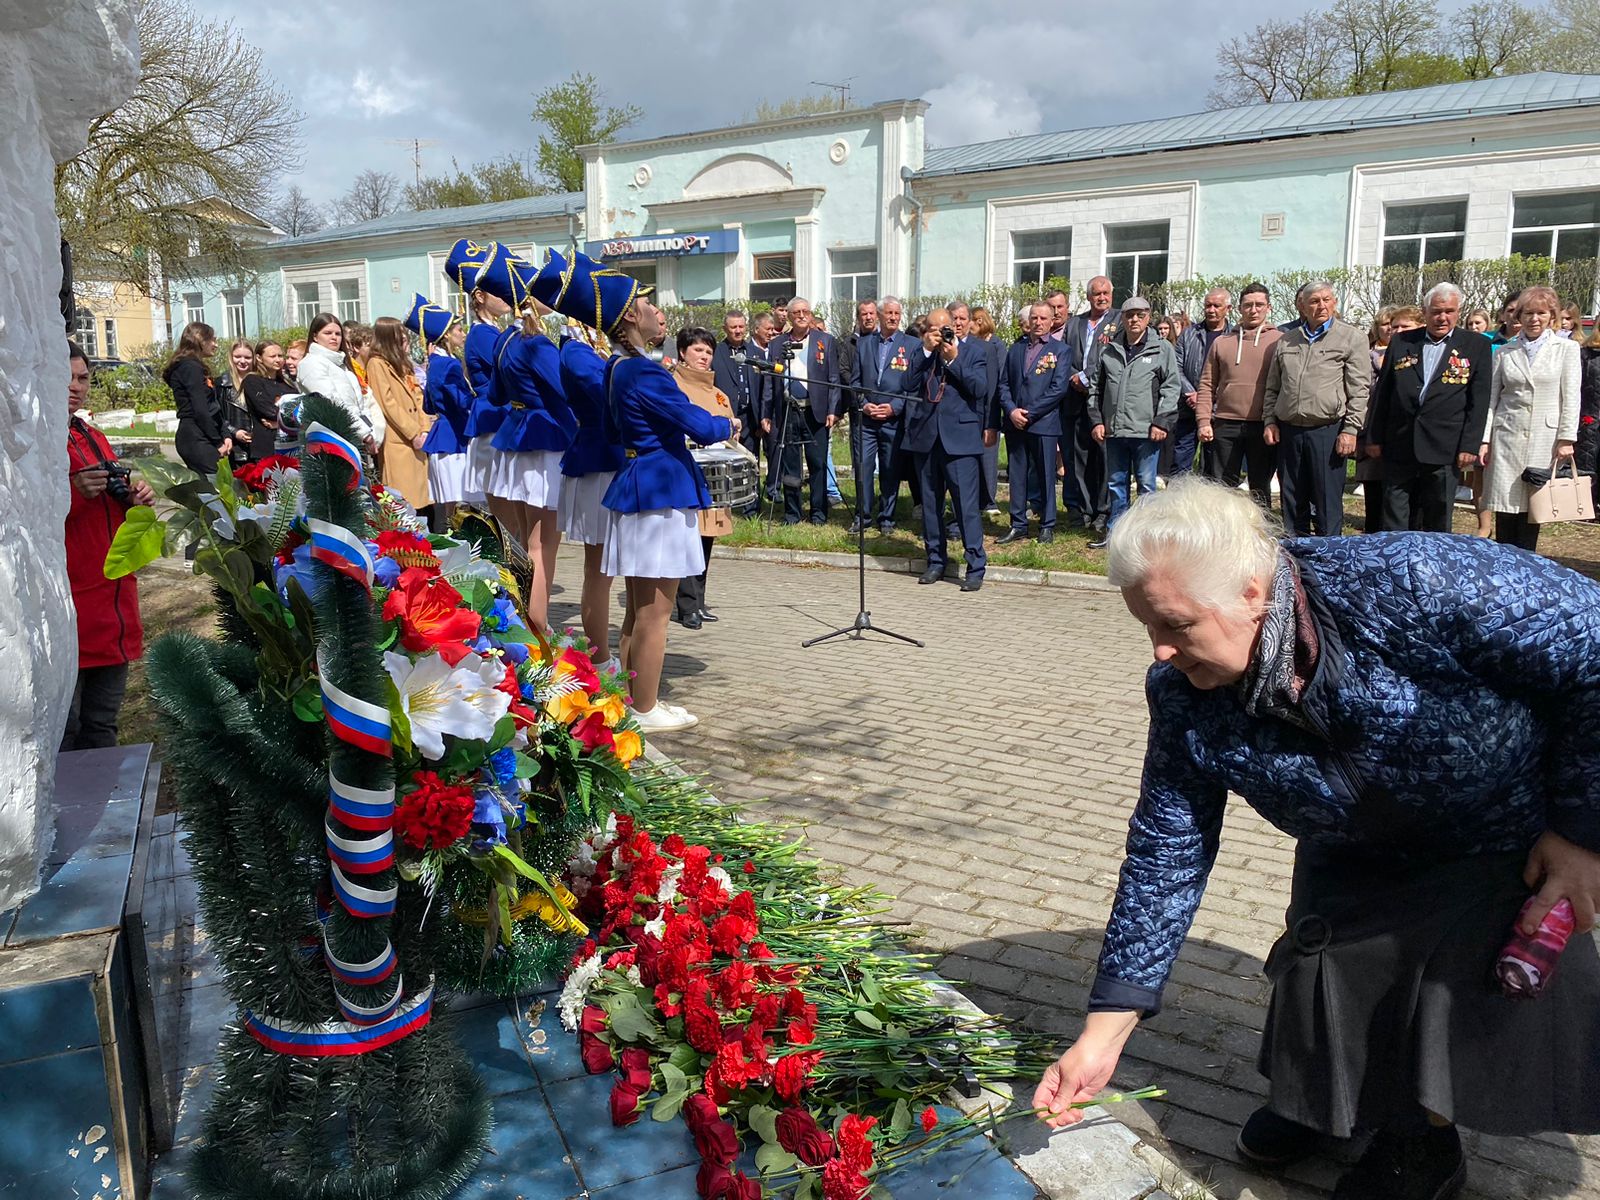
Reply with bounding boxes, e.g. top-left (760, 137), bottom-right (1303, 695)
top-left (551, 544), bottom-right (1600, 1200)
